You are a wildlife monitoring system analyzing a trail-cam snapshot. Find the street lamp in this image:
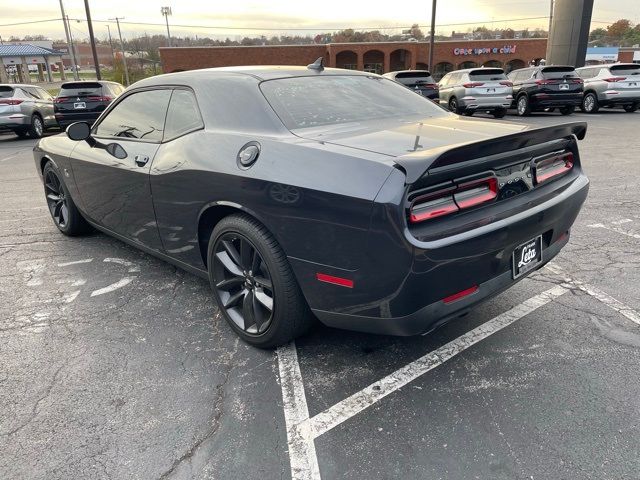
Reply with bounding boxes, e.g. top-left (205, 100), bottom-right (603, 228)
top-left (161, 7), bottom-right (172, 47)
